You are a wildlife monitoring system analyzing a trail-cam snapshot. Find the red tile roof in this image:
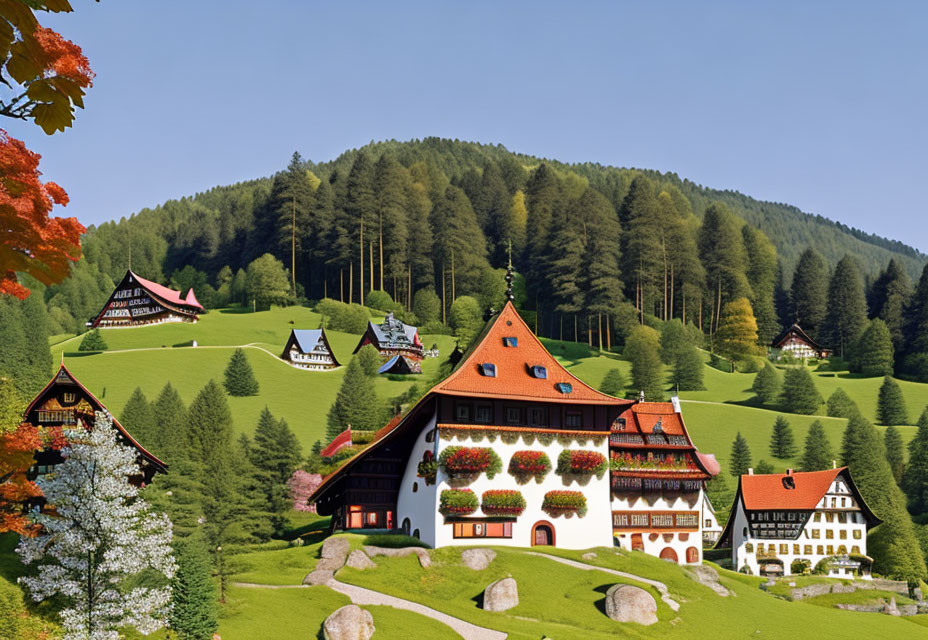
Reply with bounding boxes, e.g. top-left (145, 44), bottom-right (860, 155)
top-left (629, 403), bottom-right (685, 435)
top-left (740, 468), bottom-right (842, 510)
top-left (320, 427), bottom-right (352, 457)
top-left (432, 301), bottom-right (627, 405)
top-left (132, 271), bottom-right (204, 311)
